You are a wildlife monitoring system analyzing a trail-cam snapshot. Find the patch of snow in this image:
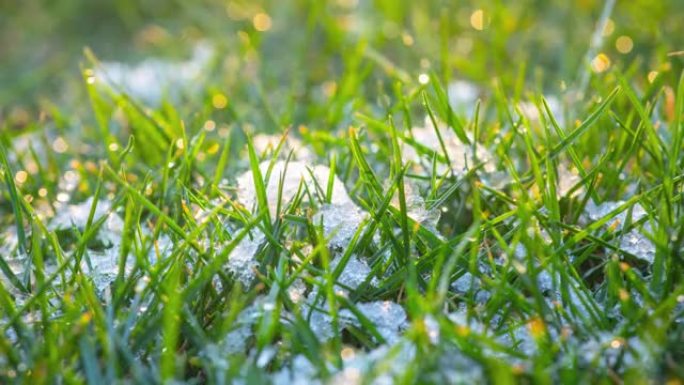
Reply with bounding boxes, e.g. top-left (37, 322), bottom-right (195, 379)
top-left (236, 160), bottom-right (354, 216)
top-left (330, 254), bottom-right (378, 292)
top-left (251, 133), bottom-right (313, 161)
top-left (94, 42), bottom-right (213, 105)
top-left (226, 230), bottom-right (265, 287)
top-left (403, 117), bottom-right (497, 178)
